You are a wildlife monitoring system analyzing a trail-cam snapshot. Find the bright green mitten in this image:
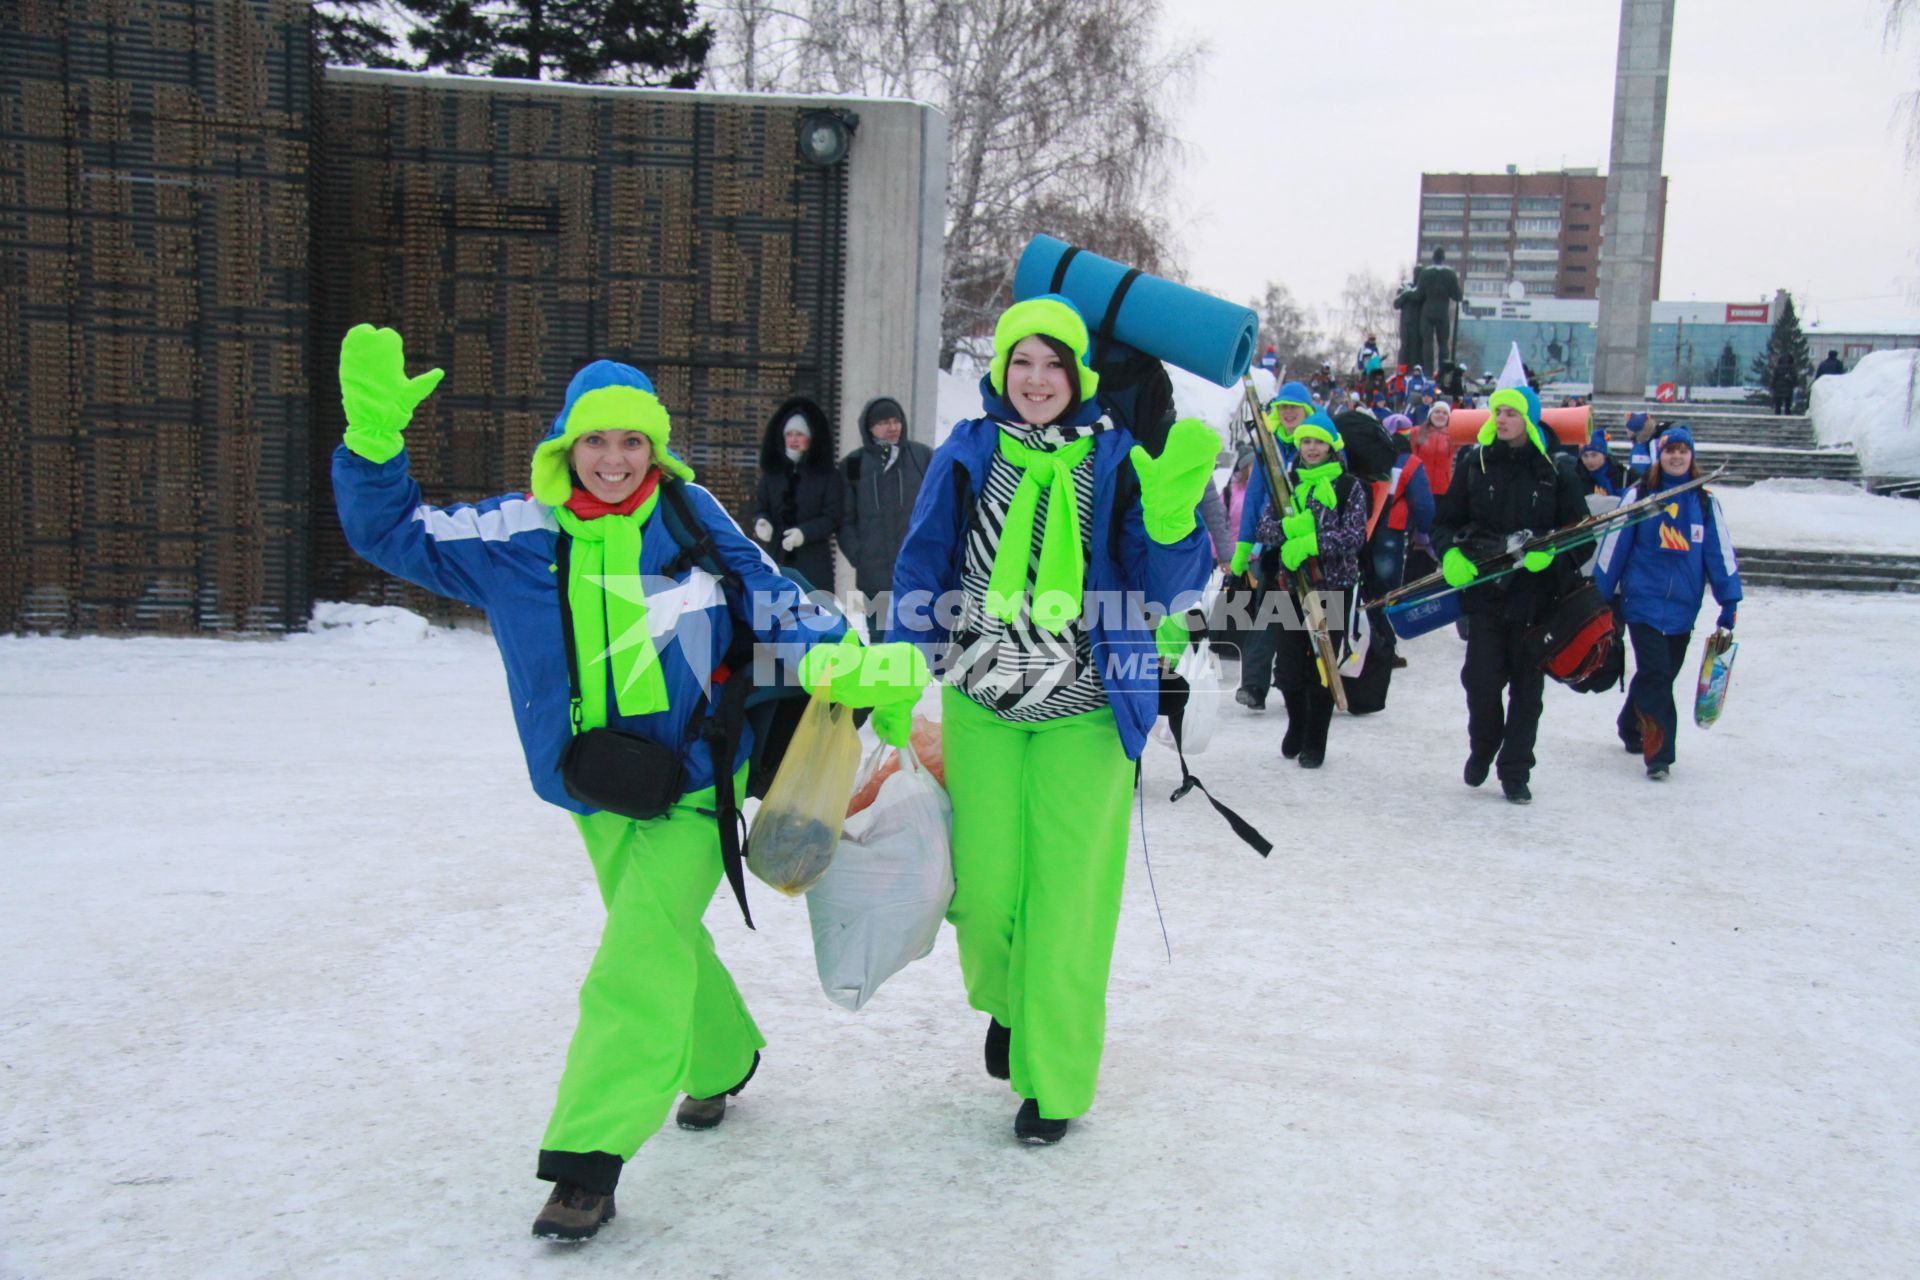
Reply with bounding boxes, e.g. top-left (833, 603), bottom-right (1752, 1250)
top-left (1280, 510), bottom-right (1315, 541)
top-left (1523, 548), bottom-right (1554, 573)
top-left (869, 703), bottom-right (912, 747)
top-left (1229, 541), bottom-right (1252, 577)
top-left (1280, 530), bottom-right (1317, 572)
top-left (1154, 614), bottom-right (1192, 664)
top-left (797, 632), bottom-right (929, 709)
top-left (339, 324), bottom-right (444, 464)
top-left (1129, 417), bottom-right (1224, 544)
top-left (1441, 547), bottom-right (1480, 588)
